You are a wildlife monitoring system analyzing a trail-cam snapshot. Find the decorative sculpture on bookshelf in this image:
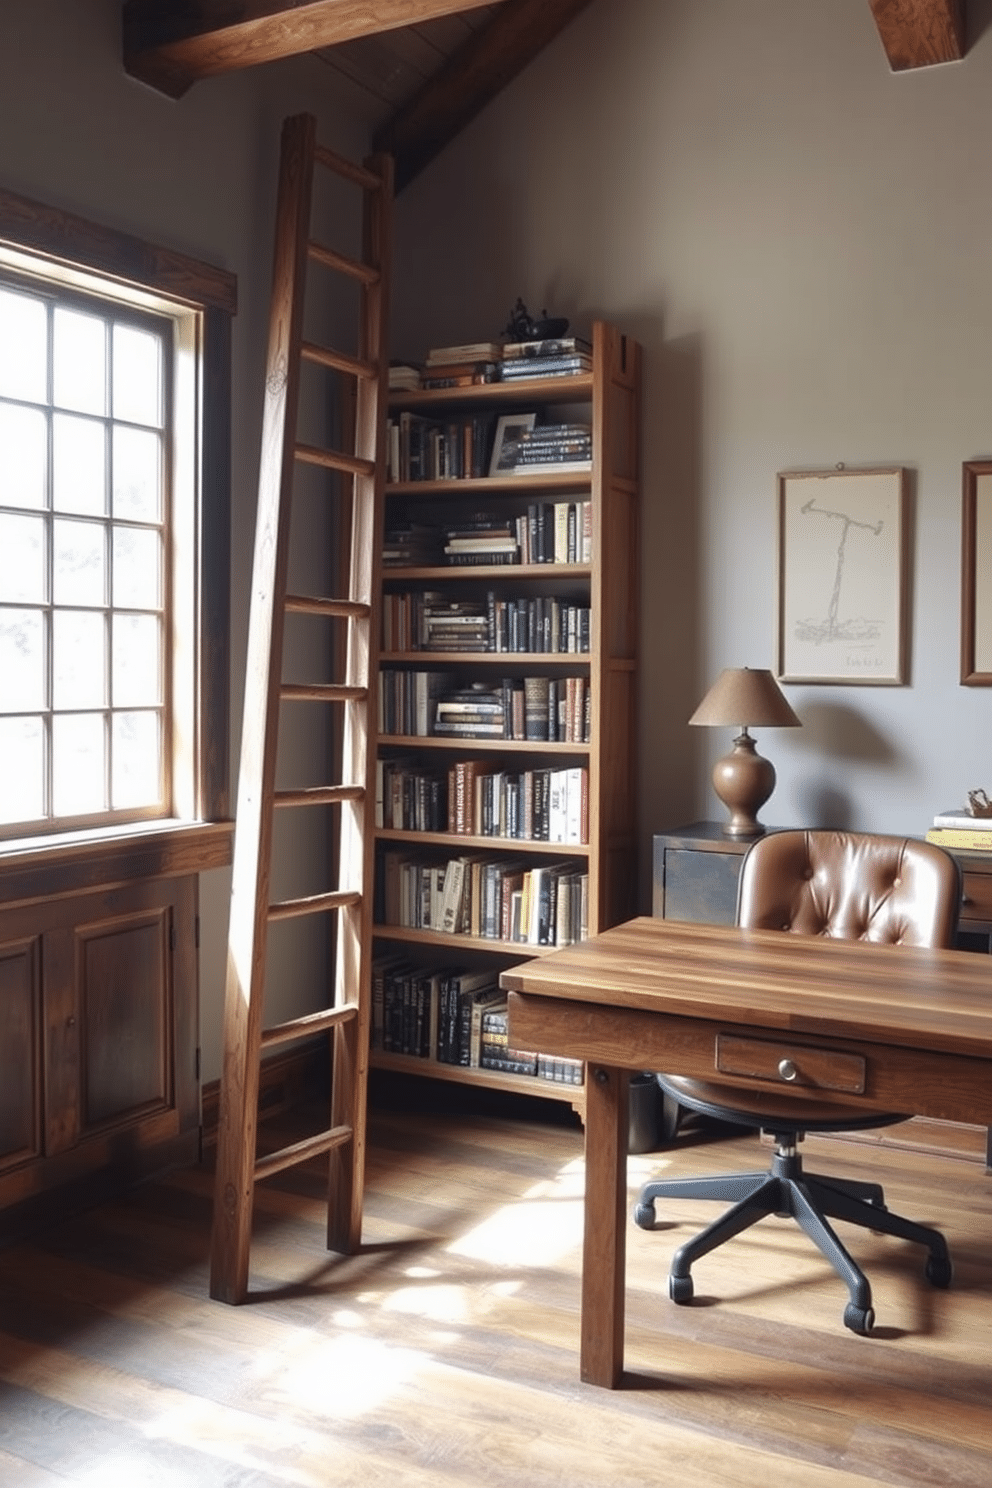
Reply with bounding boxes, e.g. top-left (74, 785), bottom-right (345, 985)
top-left (504, 297), bottom-right (569, 343)
top-left (966, 788), bottom-right (992, 818)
